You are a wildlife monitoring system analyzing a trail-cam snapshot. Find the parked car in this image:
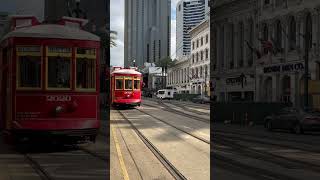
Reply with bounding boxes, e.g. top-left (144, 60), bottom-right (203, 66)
top-left (264, 107), bottom-right (320, 134)
top-left (191, 95), bottom-right (210, 104)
